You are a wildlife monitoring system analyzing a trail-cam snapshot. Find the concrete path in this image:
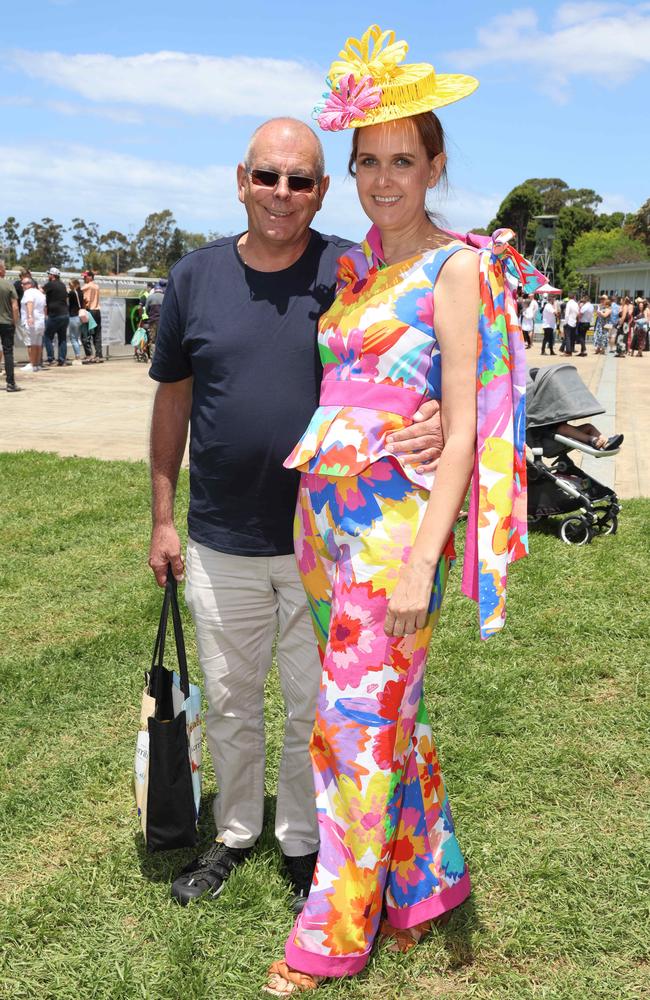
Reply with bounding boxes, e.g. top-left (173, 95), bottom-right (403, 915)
top-left (1, 344), bottom-right (648, 497)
